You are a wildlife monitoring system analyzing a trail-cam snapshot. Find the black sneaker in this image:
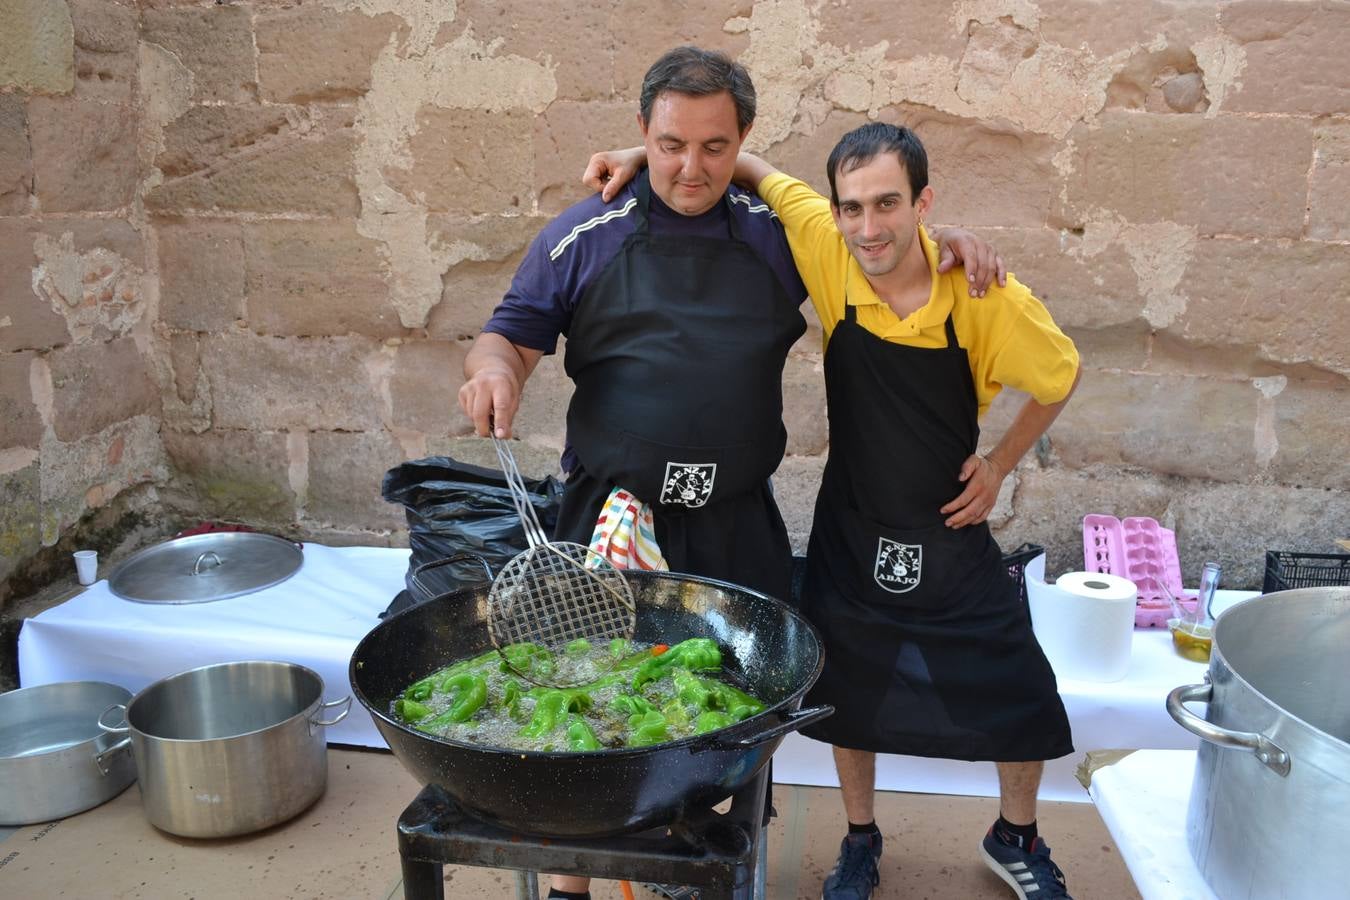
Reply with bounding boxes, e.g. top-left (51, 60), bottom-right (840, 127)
top-left (980, 827), bottom-right (1072, 898)
top-left (640, 884), bottom-right (699, 899)
top-left (821, 831), bottom-right (882, 899)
